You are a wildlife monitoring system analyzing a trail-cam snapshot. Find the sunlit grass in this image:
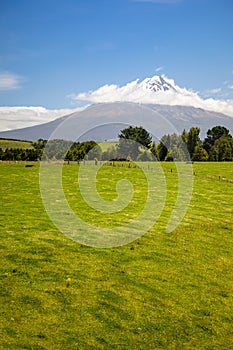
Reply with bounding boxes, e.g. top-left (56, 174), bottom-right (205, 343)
top-left (0, 139), bottom-right (33, 150)
top-left (0, 162), bottom-right (232, 349)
